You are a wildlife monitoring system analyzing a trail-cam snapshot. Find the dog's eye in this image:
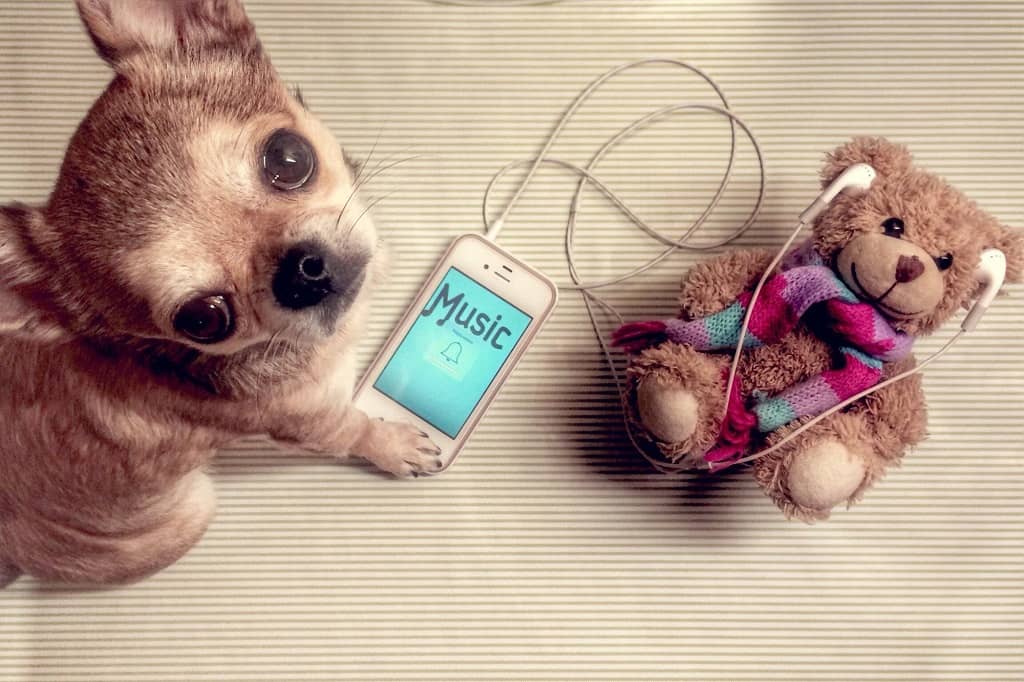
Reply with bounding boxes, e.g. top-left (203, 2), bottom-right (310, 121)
top-left (882, 217), bottom-right (905, 238)
top-left (934, 253), bottom-right (954, 271)
top-left (173, 295), bottom-right (234, 344)
top-left (262, 129), bottom-right (316, 191)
